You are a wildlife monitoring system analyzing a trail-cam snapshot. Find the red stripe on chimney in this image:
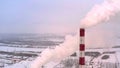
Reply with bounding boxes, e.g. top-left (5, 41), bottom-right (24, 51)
top-left (79, 57), bottom-right (85, 65)
top-left (80, 28), bottom-right (85, 36)
top-left (80, 44), bottom-right (85, 51)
